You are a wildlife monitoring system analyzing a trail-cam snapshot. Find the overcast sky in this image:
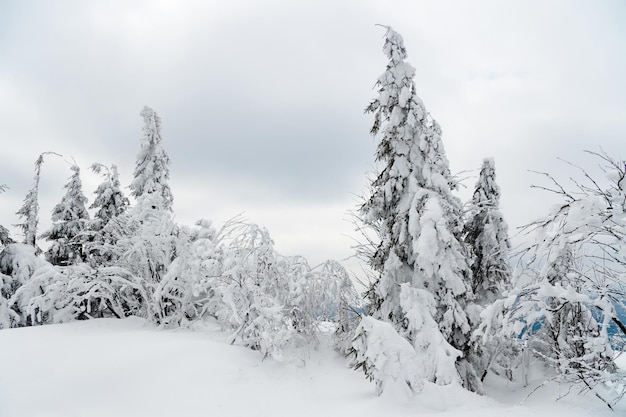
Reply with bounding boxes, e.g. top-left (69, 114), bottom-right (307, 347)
top-left (1, 0), bottom-right (625, 278)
